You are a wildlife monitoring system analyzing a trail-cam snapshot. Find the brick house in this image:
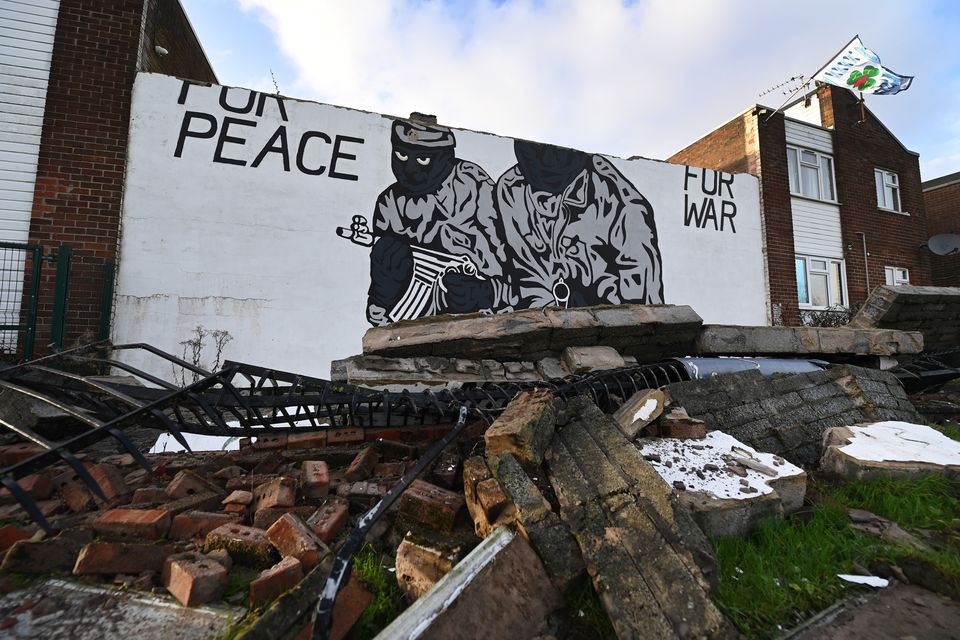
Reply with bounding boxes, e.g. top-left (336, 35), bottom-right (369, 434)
top-left (669, 84), bottom-right (932, 326)
top-left (921, 171), bottom-right (960, 287)
top-left (1, 0), bottom-right (215, 355)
